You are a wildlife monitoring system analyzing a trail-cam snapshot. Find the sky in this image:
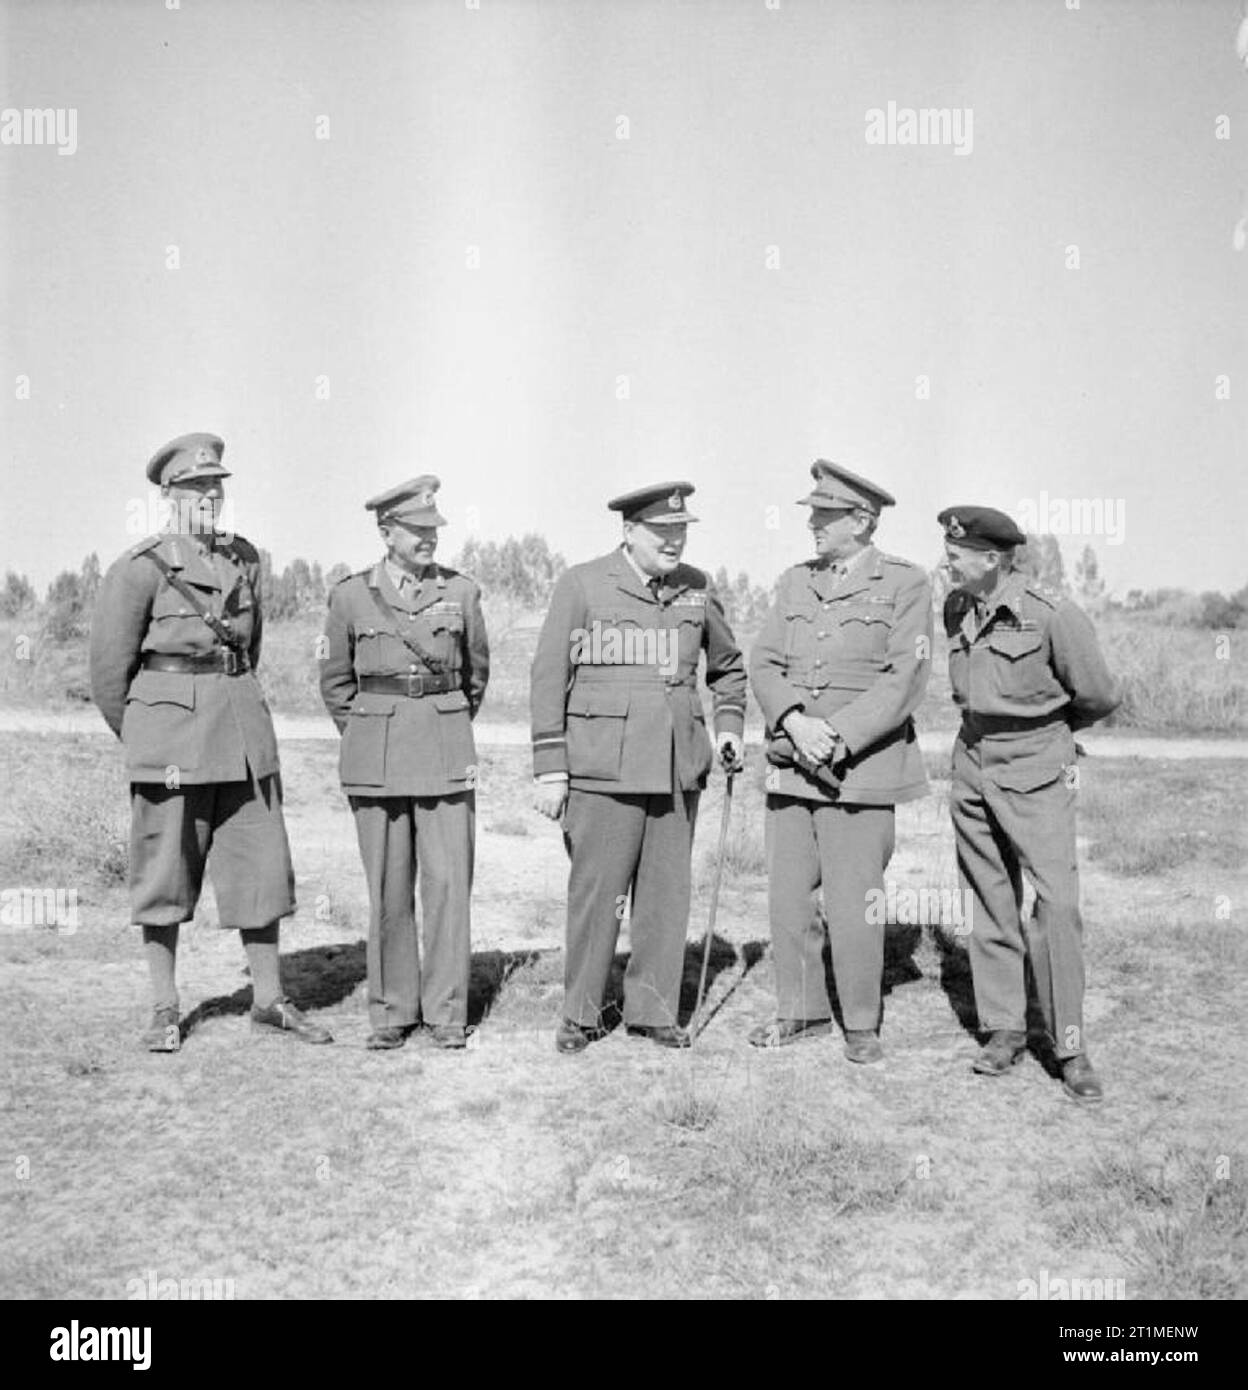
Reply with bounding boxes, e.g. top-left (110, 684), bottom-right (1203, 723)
top-left (2, 0), bottom-right (1245, 598)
